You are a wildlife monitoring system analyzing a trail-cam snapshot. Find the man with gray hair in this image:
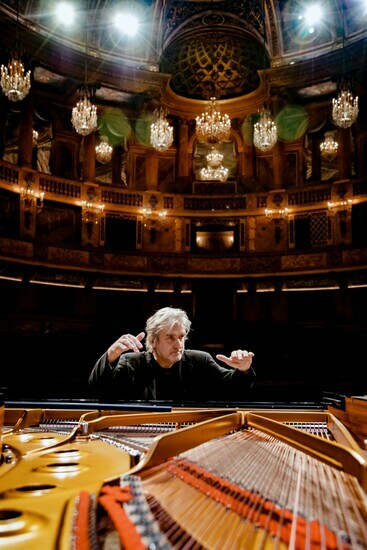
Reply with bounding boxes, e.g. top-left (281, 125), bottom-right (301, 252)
top-left (89, 306), bottom-right (255, 402)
